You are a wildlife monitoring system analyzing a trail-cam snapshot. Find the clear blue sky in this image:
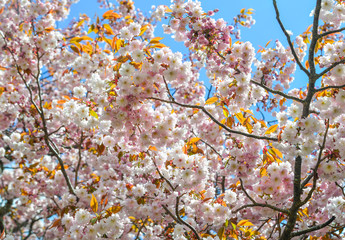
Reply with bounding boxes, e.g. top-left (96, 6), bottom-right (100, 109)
top-left (64, 0), bottom-right (315, 50)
